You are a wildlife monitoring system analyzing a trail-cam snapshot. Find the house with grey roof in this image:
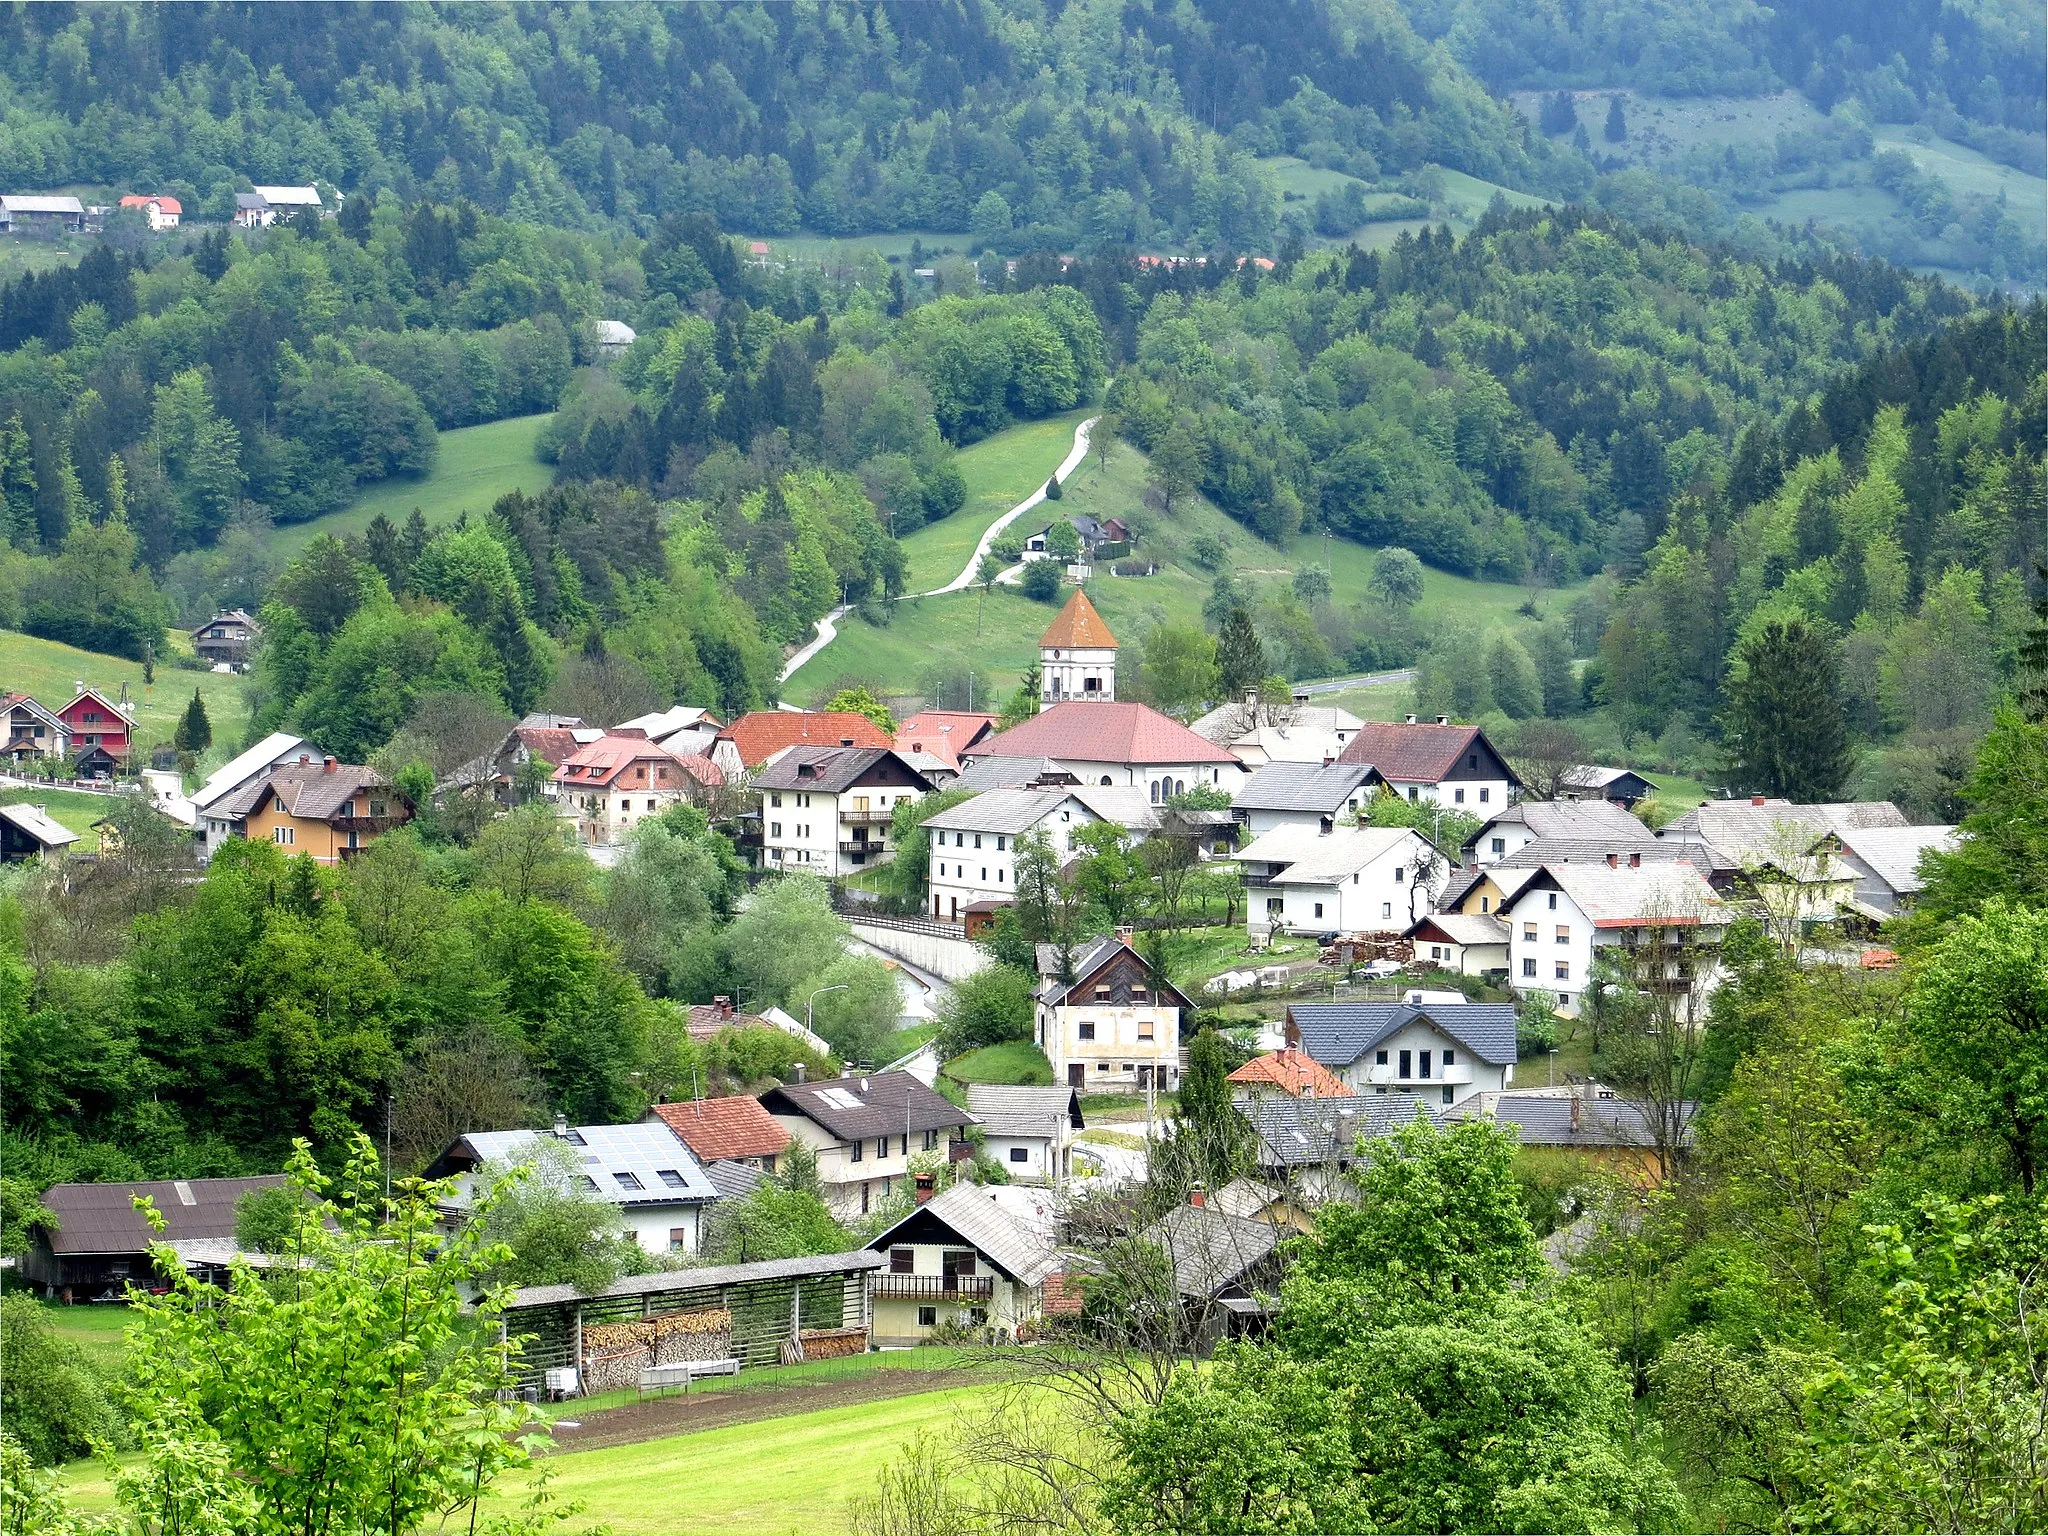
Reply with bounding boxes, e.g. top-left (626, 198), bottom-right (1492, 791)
top-left (1444, 1086), bottom-right (1695, 1181)
top-left (1498, 859), bottom-right (1726, 1019)
top-left (1285, 999), bottom-right (1519, 1107)
top-left (1465, 798), bottom-right (1657, 866)
top-left (1830, 823), bottom-right (1957, 919)
top-left (1140, 1194), bottom-right (1286, 1345)
top-left (1, 194), bottom-right (86, 232)
top-left (923, 784), bottom-right (1154, 922)
top-left (427, 1121), bottom-right (721, 1256)
top-left (967, 1084), bottom-right (1084, 1184)
top-left (864, 1181), bottom-right (1061, 1344)
top-left (1034, 935), bottom-right (1191, 1093)
top-left (1404, 910), bottom-right (1511, 975)
top-left (759, 1071), bottom-right (976, 1221)
top-left (22, 1174), bottom-right (288, 1296)
top-left (1557, 765), bottom-right (1657, 808)
top-left (1235, 1093), bottom-right (1436, 1209)
top-left (1231, 759), bottom-right (1385, 837)
top-left (0, 802), bottom-right (79, 862)
top-left (1193, 695), bottom-right (1366, 767)
top-left (1237, 823), bottom-right (1444, 938)
top-left (753, 745), bottom-right (933, 877)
